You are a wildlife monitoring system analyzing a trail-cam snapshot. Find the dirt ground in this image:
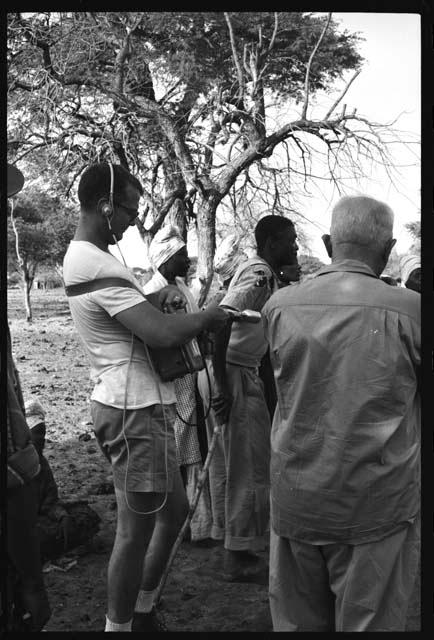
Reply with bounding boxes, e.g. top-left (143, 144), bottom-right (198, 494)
top-left (8, 288), bottom-right (420, 633)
